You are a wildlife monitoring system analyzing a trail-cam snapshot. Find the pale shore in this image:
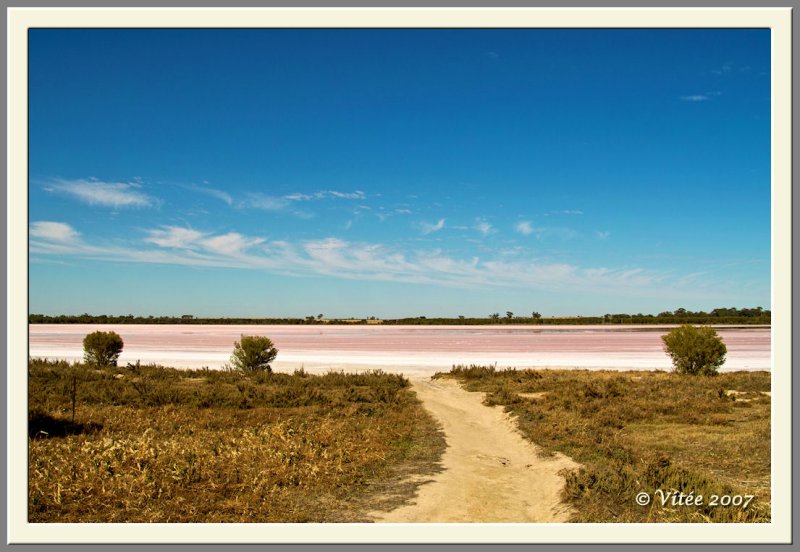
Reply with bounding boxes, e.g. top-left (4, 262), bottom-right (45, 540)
top-left (28, 324), bottom-right (771, 376)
